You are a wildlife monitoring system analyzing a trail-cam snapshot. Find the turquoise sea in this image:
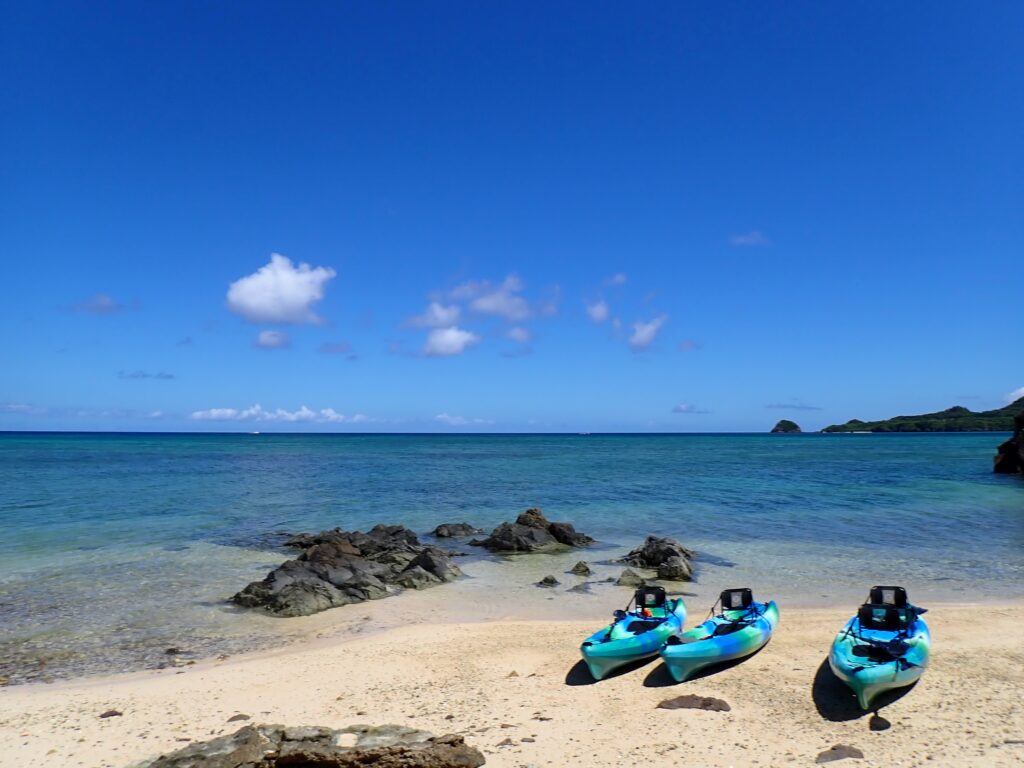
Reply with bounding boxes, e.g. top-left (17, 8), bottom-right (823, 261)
top-left (1, 432), bottom-right (1021, 684)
